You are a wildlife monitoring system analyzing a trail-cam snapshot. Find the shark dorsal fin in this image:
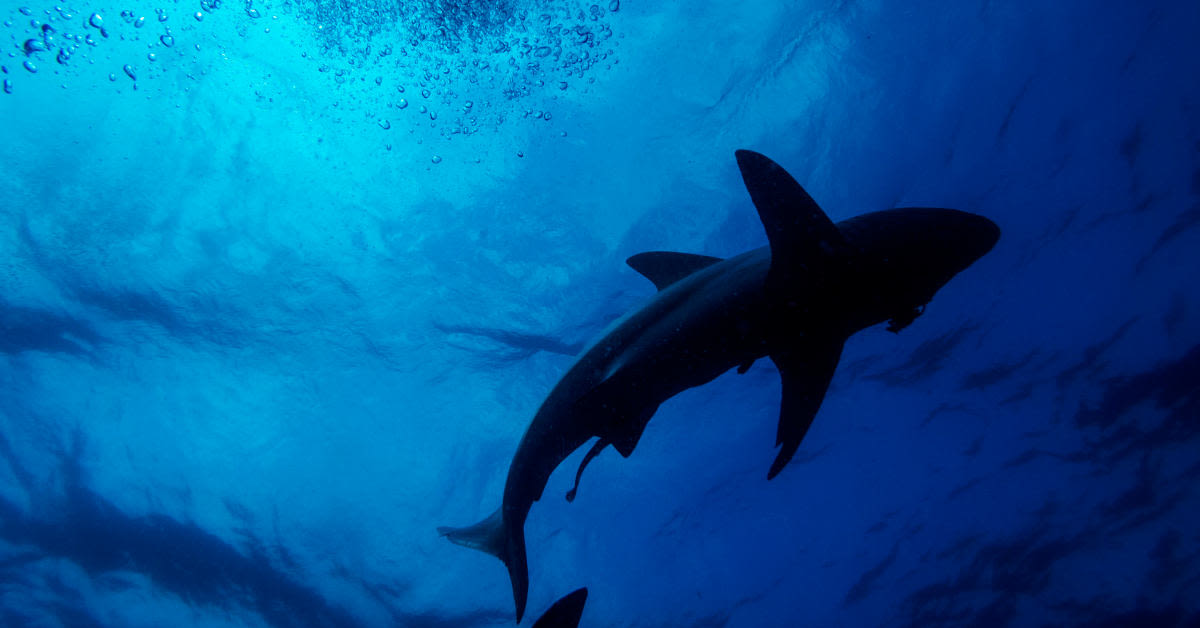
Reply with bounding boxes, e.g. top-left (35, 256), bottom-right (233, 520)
top-left (734, 150), bottom-right (847, 285)
top-left (626, 251), bottom-right (724, 291)
top-left (532, 587), bottom-right (588, 628)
